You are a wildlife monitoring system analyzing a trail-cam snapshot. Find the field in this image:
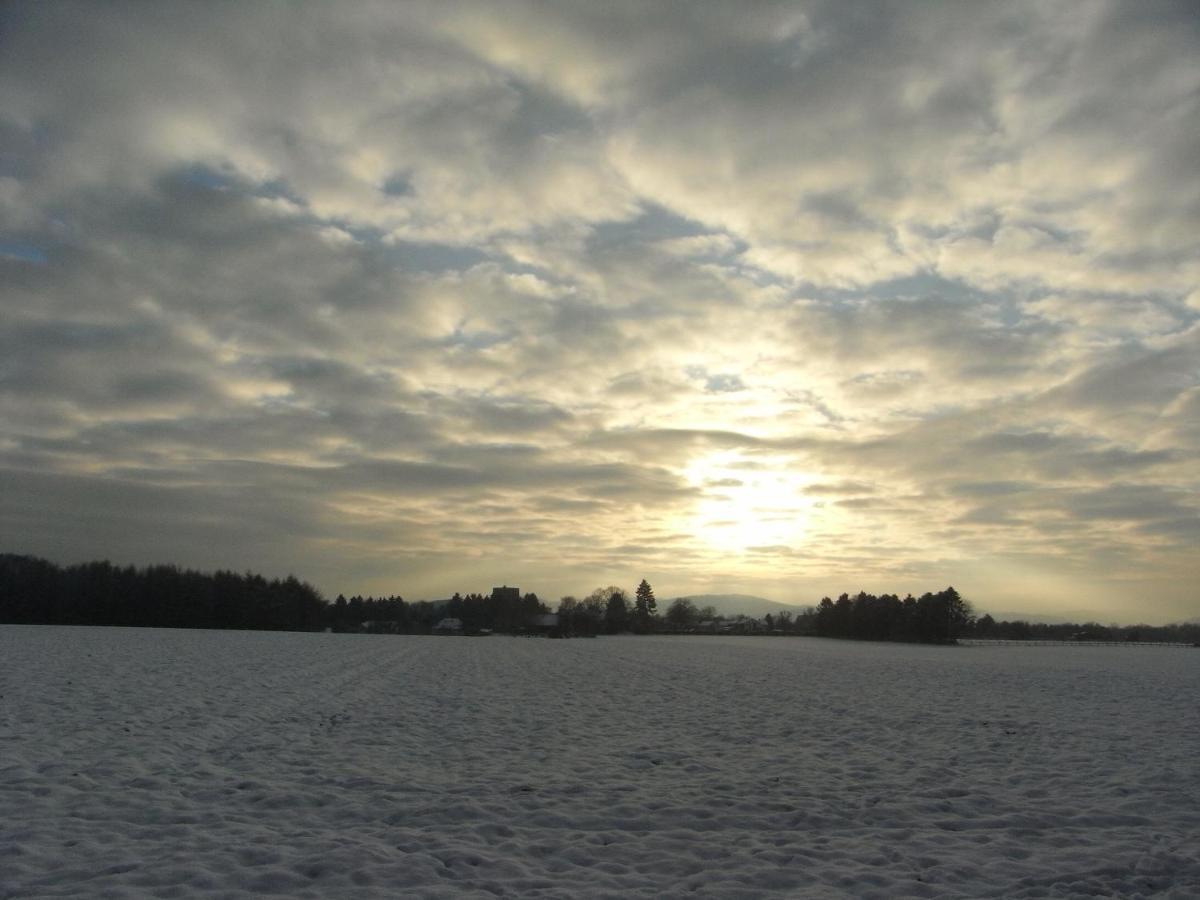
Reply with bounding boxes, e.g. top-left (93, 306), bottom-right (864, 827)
top-left (2, 627), bottom-right (1198, 898)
